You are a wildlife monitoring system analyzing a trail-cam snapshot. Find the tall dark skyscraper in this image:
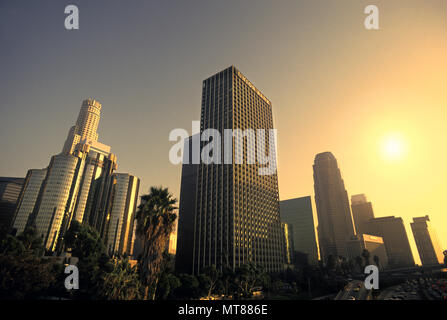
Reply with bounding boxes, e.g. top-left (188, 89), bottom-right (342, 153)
top-left (351, 194), bottom-right (375, 236)
top-left (176, 135), bottom-right (199, 274)
top-left (366, 216), bottom-right (415, 267)
top-left (410, 215), bottom-right (443, 266)
top-left (313, 152), bottom-right (355, 261)
top-left (280, 196), bottom-right (319, 265)
top-left (193, 66), bottom-right (283, 274)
